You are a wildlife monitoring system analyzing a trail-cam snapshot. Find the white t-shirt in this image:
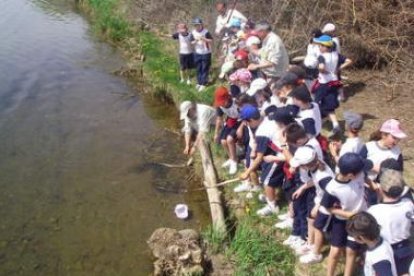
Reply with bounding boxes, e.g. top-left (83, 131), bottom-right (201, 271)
top-left (368, 199), bottom-right (414, 244)
top-left (335, 137), bottom-right (364, 173)
top-left (295, 103), bottom-right (322, 137)
top-left (300, 160), bottom-right (334, 205)
top-left (304, 44), bottom-right (320, 68)
top-left (322, 174), bottom-right (367, 220)
top-left (182, 104), bottom-right (216, 134)
top-left (215, 9), bottom-right (247, 35)
top-left (259, 32), bottom-right (289, 78)
top-left (191, 29), bottom-right (212, 55)
top-left (362, 141), bottom-right (402, 180)
top-left (172, 32), bottom-right (193, 54)
top-left (364, 239), bottom-right (398, 276)
top-left (317, 51), bottom-right (340, 84)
